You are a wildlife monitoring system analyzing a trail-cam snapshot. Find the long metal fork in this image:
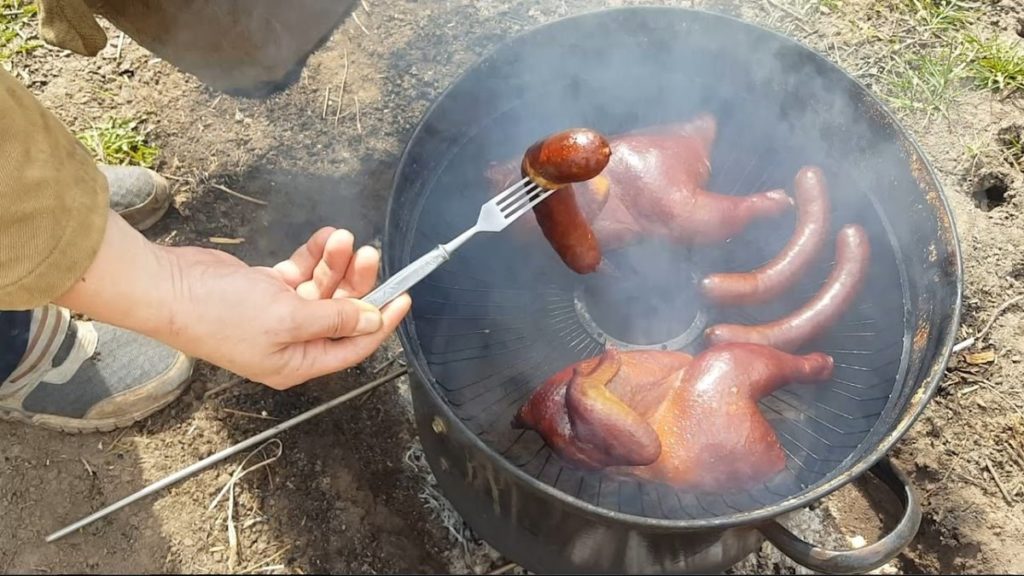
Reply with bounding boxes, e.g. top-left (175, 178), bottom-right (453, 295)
top-left (361, 177), bottom-right (553, 308)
